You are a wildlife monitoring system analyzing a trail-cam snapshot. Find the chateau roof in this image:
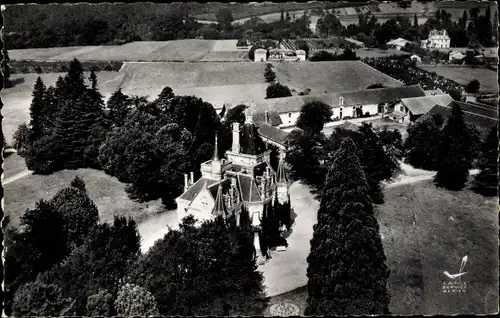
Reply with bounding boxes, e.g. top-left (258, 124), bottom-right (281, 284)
top-left (237, 174), bottom-right (263, 202)
top-left (251, 110), bottom-right (283, 126)
top-left (212, 183), bottom-right (228, 217)
top-left (256, 122), bottom-right (291, 145)
top-left (401, 94), bottom-right (454, 115)
top-left (178, 178), bottom-right (218, 201)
